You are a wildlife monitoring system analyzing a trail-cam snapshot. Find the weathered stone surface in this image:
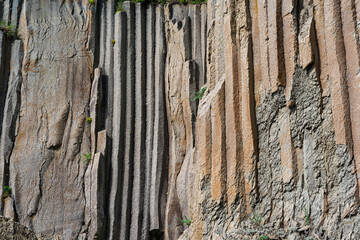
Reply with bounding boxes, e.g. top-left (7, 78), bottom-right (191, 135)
top-left (0, 40), bottom-right (23, 214)
top-left (298, 7), bottom-right (315, 69)
top-left (1, 0), bottom-right (360, 240)
top-left (0, 216), bottom-right (61, 240)
top-left (7, 1), bottom-right (94, 239)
